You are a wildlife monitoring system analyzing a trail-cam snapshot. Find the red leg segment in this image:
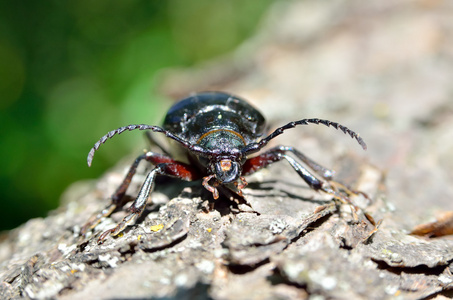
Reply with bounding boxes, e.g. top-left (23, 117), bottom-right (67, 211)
top-left (81, 151), bottom-right (202, 238)
top-left (243, 146), bottom-right (334, 180)
top-left (242, 146), bottom-right (325, 191)
top-left (242, 146), bottom-right (365, 214)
